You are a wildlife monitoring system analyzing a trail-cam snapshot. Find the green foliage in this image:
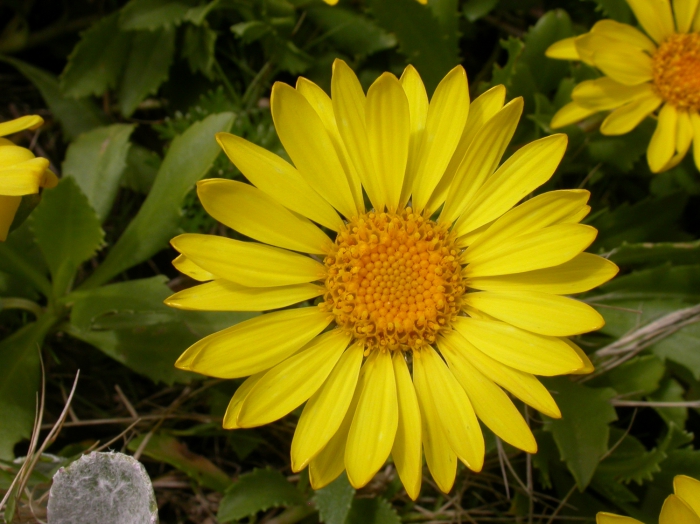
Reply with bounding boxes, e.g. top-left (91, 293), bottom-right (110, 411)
top-left (346, 497), bottom-right (401, 524)
top-left (314, 473), bottom-right (355, 524)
